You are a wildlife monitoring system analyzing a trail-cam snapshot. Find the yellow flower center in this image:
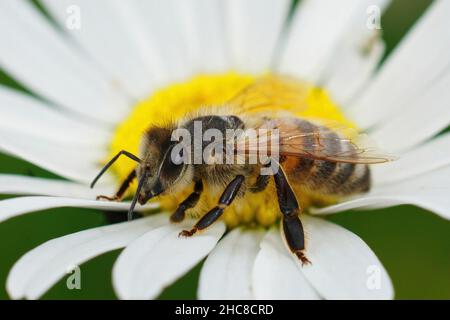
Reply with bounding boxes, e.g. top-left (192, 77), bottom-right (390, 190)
top-left (109, 72), bottom-right (354, 227)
